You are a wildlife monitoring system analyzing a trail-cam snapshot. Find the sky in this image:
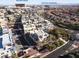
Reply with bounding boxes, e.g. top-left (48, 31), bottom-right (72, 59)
top-left (0, 0), bottom-right (79, 5)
